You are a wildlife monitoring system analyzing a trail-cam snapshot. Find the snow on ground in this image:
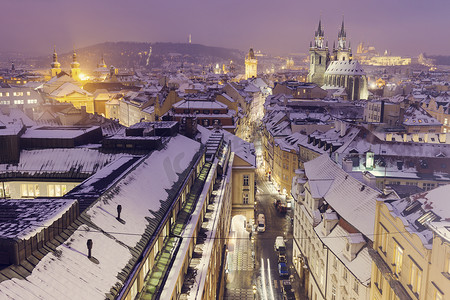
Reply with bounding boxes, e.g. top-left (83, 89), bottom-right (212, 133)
top-left (86, 135), bottom-right (201, 247)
